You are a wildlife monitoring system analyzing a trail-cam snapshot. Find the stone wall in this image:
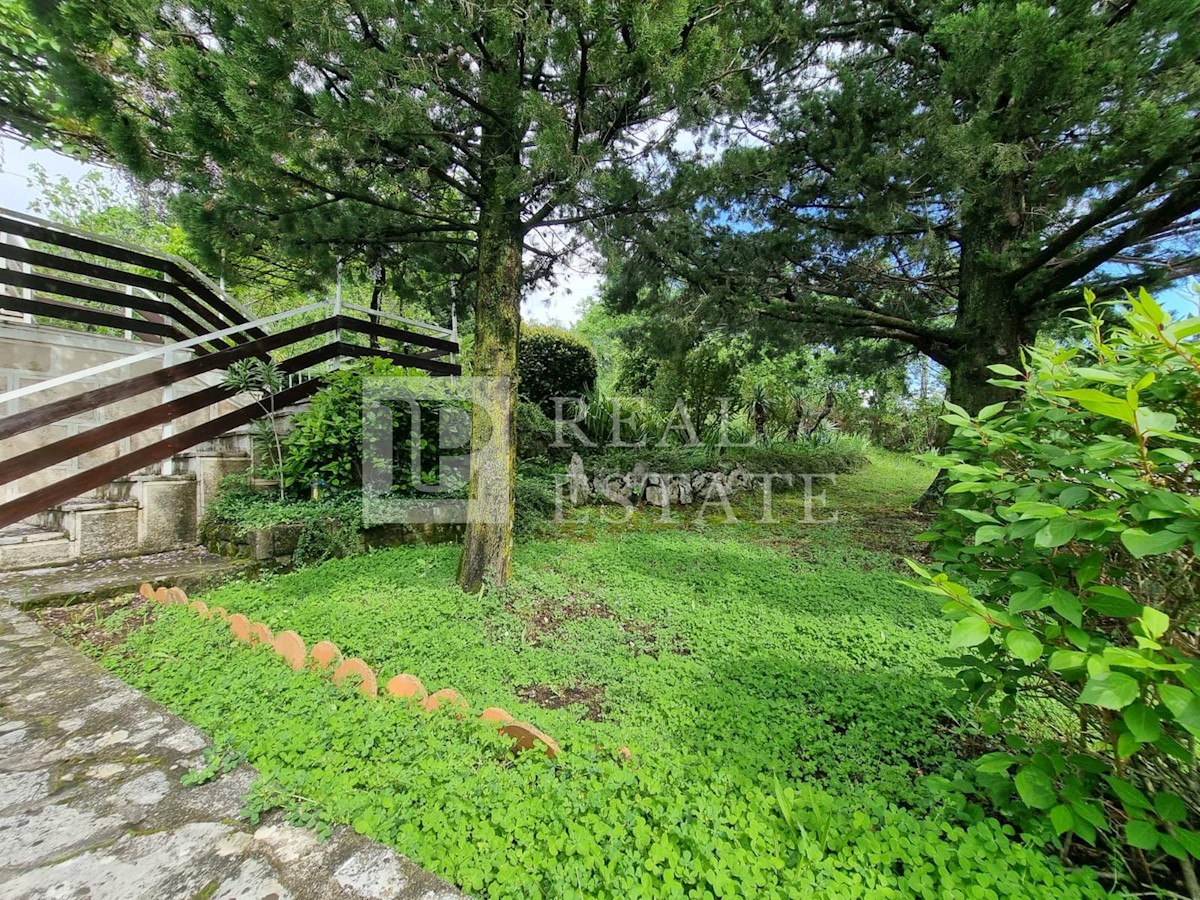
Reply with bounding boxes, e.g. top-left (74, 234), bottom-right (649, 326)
top-left (203, 519), bottom-right (465, 565)
top-left (565, 453), bottom-right (757, 507)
